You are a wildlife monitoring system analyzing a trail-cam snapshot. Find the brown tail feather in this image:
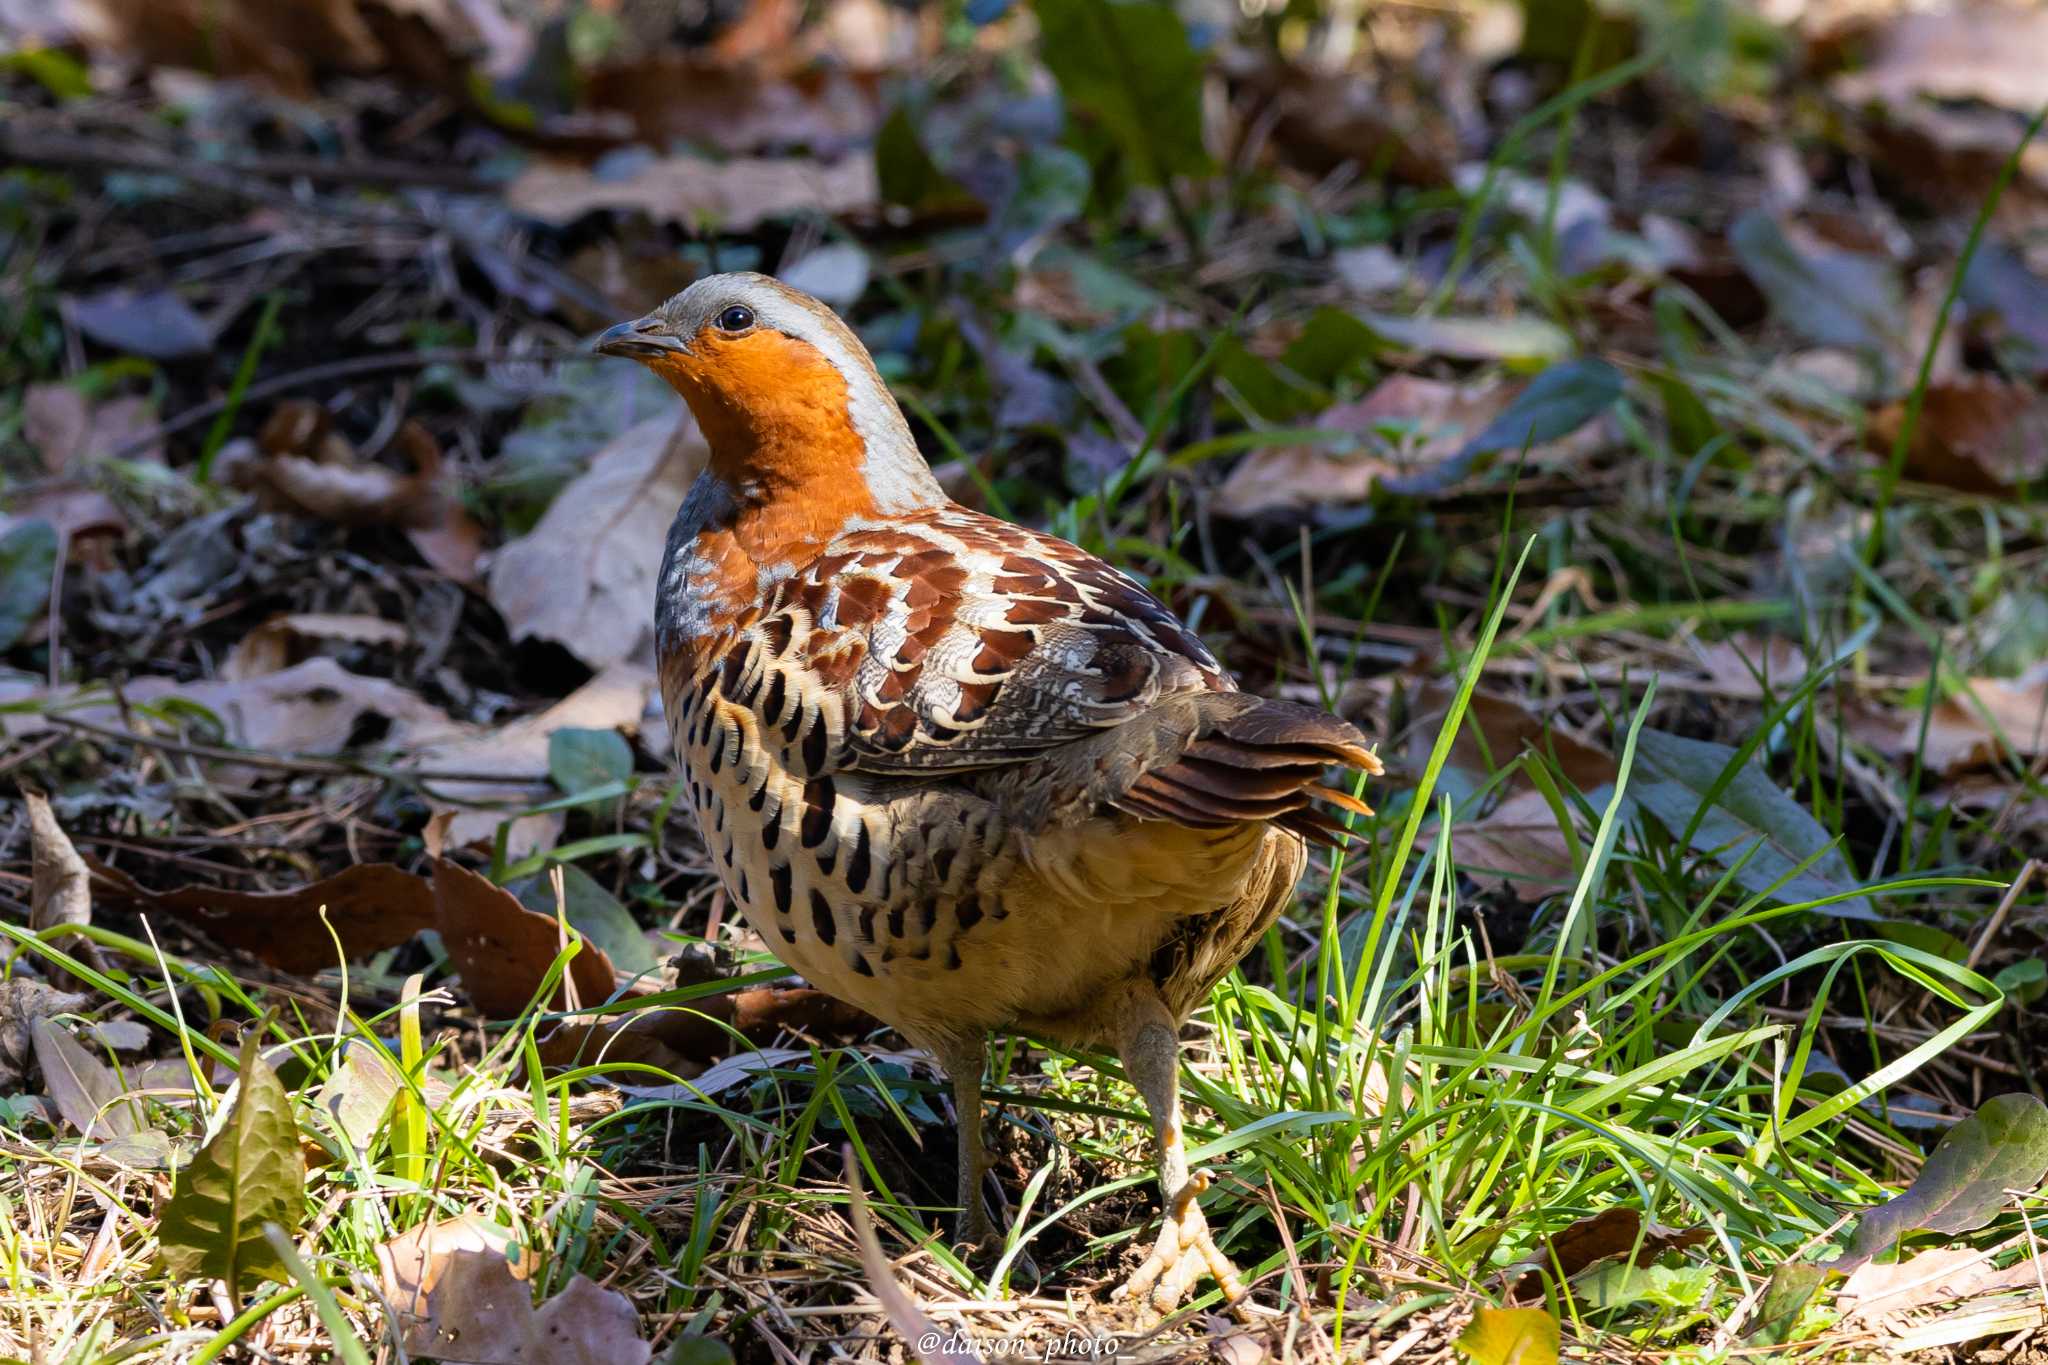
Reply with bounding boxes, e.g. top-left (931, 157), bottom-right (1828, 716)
top-left (1111, 694), bottom-right (1380, 839)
